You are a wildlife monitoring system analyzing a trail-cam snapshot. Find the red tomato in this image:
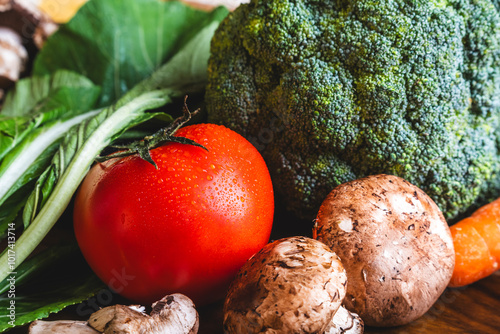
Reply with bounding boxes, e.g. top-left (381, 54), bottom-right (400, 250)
top-left (73, 124), bottom-right (274, 305)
